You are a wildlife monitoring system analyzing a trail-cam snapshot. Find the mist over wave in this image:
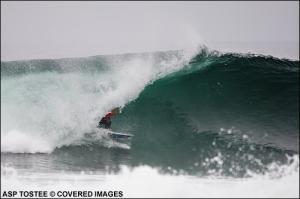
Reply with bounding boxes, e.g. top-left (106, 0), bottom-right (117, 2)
top-left (1, 49), bottom-right (197, 153)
